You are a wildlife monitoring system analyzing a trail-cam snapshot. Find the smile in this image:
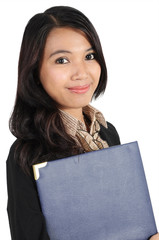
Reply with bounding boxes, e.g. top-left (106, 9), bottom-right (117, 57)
top-left (68, 84), bottom-right (90, 94)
